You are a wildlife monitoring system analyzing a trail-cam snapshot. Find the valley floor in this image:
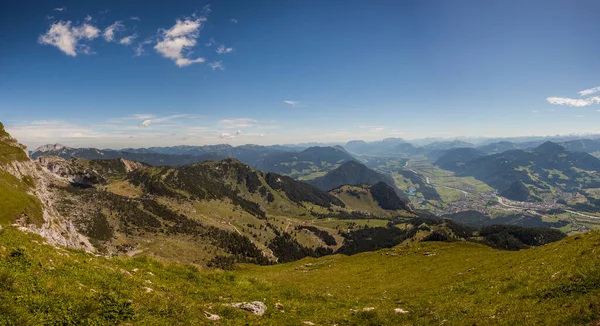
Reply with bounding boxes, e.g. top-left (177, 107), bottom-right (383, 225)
top-left (1, 227), bottom-right (599, 325)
